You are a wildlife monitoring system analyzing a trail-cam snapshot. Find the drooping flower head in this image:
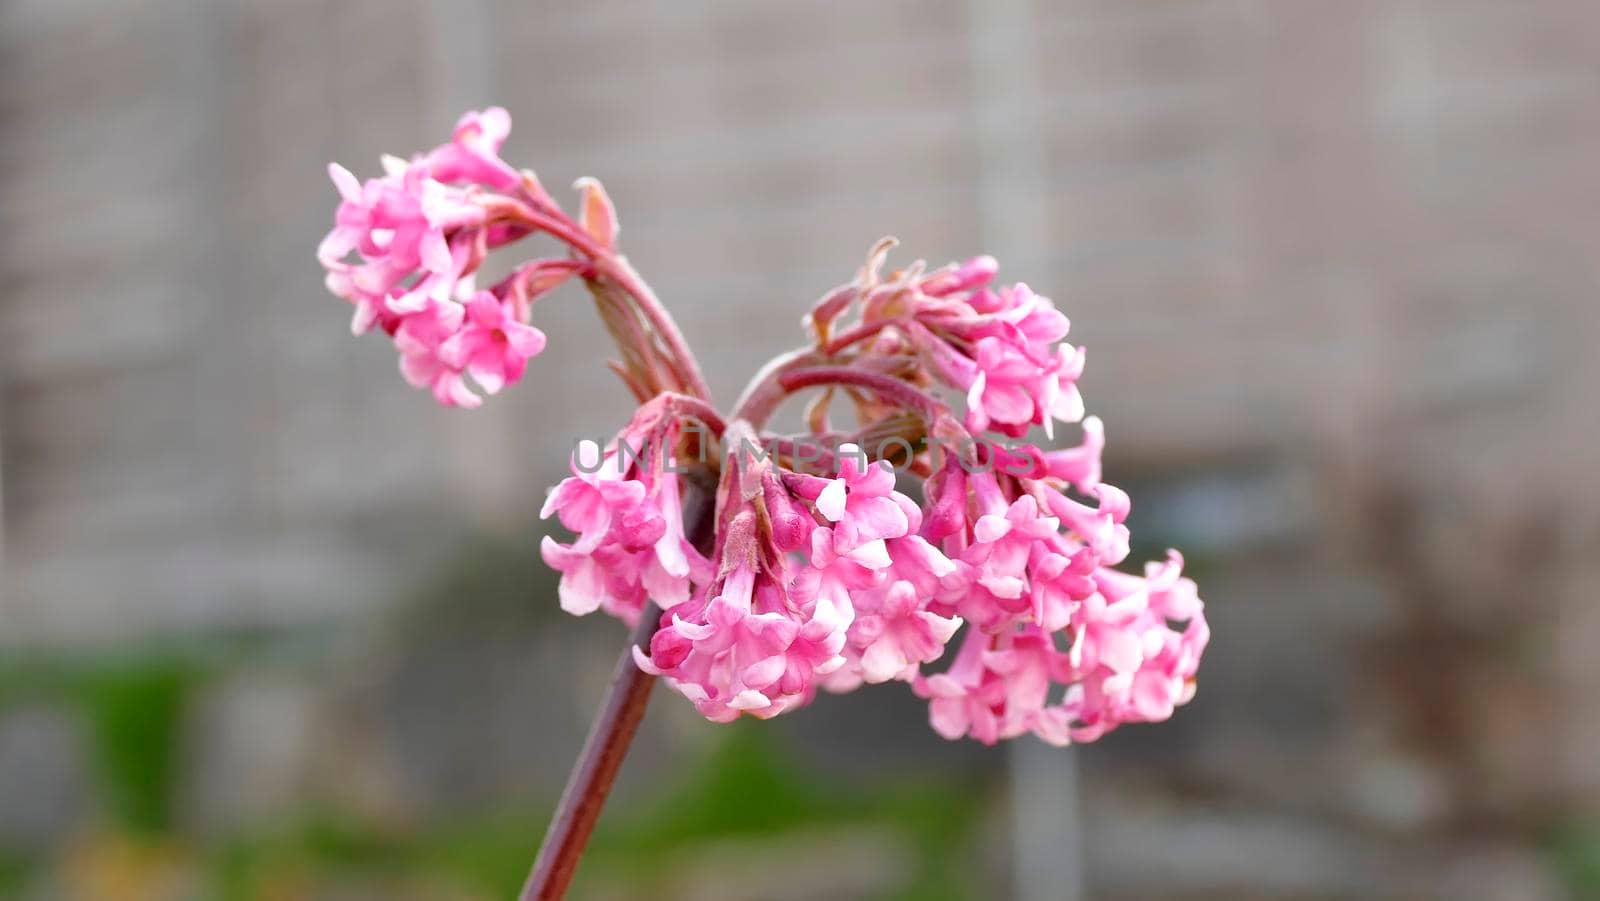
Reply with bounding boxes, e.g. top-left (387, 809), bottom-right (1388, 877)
top-left (780, 243), bottom-right (1208, 743)
top-left (320, 108), bottom-right (577, 406)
